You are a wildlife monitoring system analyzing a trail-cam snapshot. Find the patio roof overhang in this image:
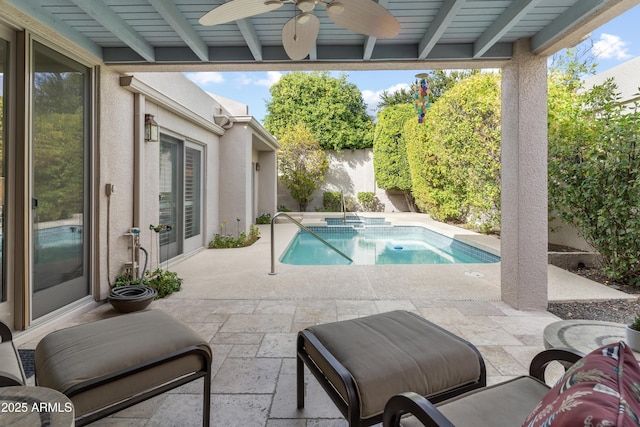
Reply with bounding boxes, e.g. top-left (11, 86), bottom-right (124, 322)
top-left (1, 0), bottom-right (638, 73)
top-left (3, 0), bottom-right (638, 312)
